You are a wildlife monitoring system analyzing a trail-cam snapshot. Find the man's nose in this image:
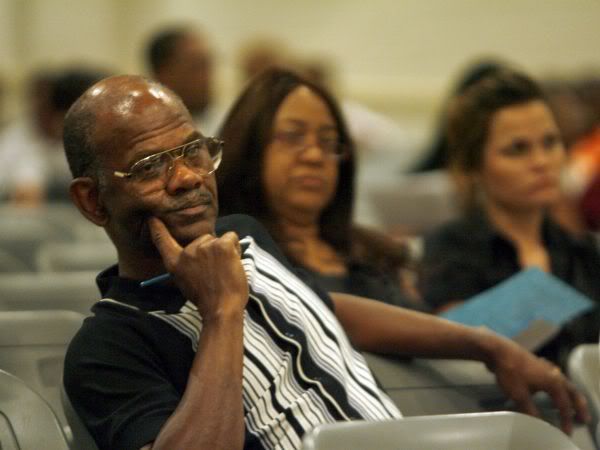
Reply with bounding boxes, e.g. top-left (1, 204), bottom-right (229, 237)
top-left (165, 158), bottom-right (204, 194)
